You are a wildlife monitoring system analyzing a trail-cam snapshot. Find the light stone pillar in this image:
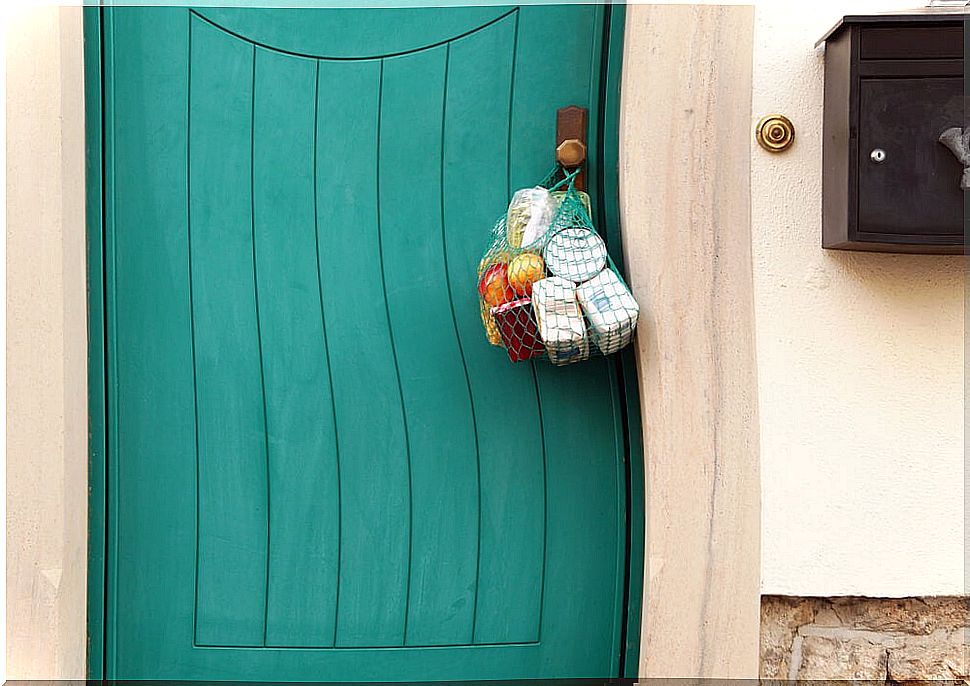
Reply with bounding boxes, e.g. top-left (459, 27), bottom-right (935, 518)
top-left (619, 4), bottom-right (762, 679)
top-left (6, 5), bottom-right (88, 679)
